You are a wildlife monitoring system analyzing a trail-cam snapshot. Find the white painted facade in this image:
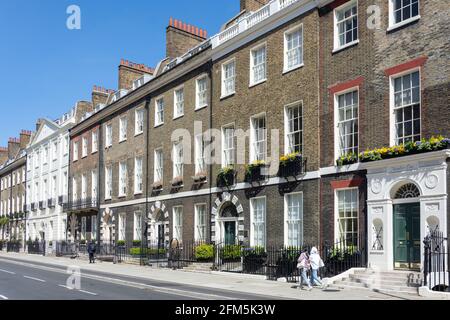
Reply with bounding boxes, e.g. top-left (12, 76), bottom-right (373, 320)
top-left (366, 150), bottom-right (449, 271)
top-left (25, 108), bottom-right (78, 245)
